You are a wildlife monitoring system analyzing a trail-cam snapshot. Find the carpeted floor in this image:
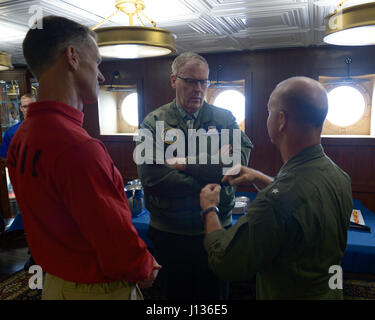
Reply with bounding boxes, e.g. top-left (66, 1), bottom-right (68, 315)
top-left (343, 278), bottom-right (375, 300)
top-left (0, 269), bottom-right (42, 300)
top-left (0, 269), bottom-right (374, 300)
